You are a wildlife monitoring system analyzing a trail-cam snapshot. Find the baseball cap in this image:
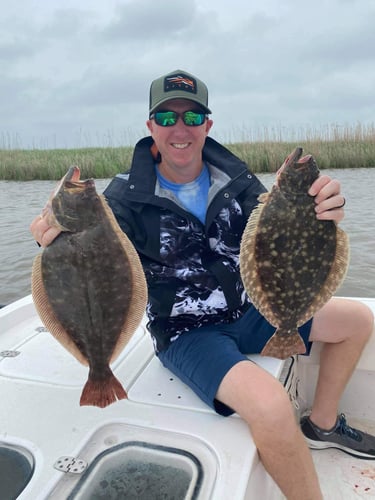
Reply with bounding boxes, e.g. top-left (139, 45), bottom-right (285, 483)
top-left (149, 69), bottom-right (211, 115)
